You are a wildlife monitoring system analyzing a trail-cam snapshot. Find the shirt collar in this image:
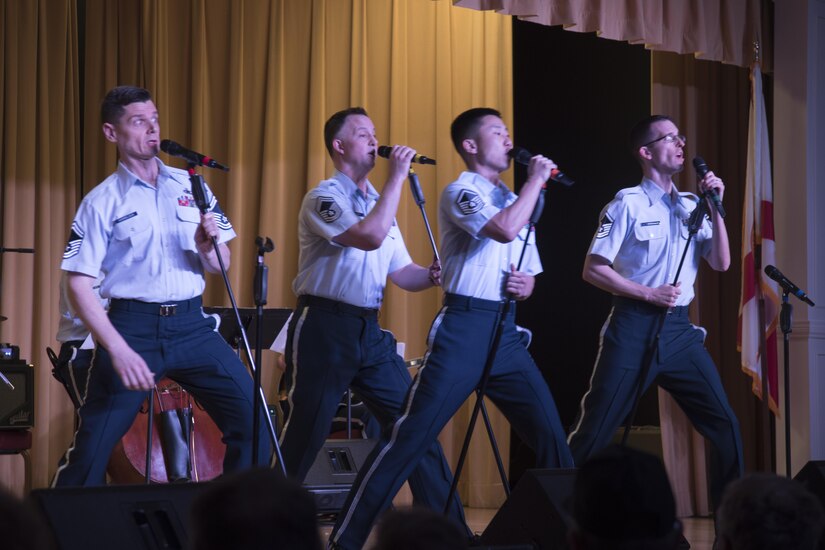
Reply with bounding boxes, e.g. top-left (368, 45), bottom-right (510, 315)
top-left (640, 177), bottom-right (679, 207)
top-left (332, 170), bottom-right (379, 202)
top-left (464, 171), bottom-right (503, 194)
top-left (115, 157), bottom-right (171, 195)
